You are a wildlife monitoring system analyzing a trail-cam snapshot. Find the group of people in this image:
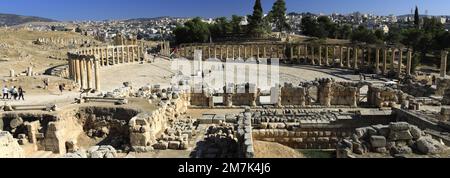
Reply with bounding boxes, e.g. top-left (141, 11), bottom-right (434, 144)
top-left (2, 85), bottom-right (25, 100)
